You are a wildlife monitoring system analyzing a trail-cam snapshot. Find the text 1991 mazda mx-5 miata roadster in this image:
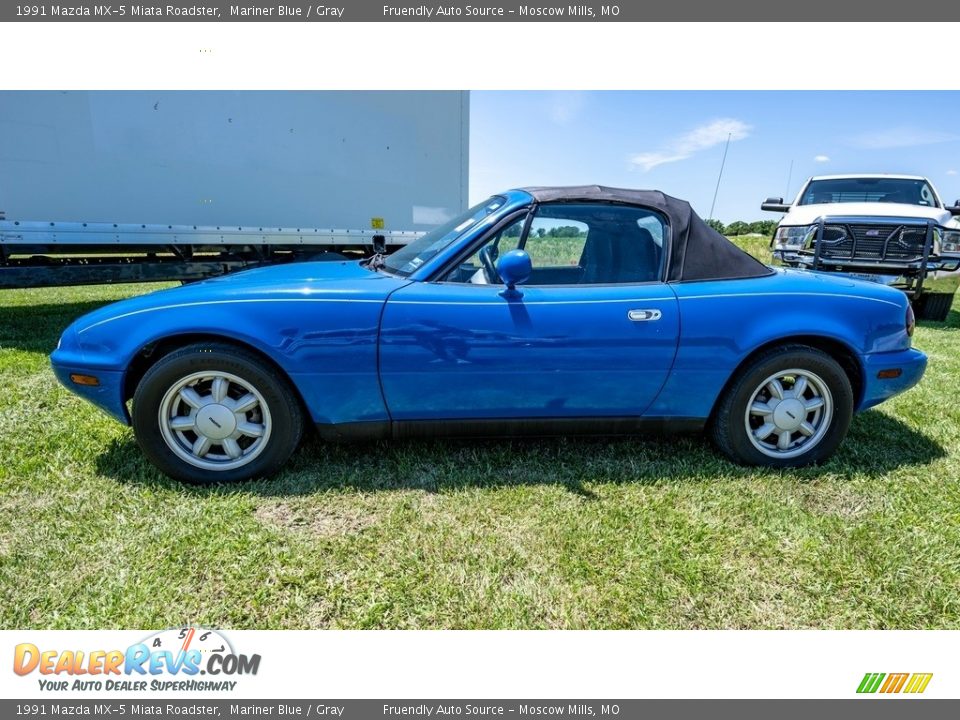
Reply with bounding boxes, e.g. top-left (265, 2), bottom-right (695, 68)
top-left (52, 186), bottom-right (927, 482)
